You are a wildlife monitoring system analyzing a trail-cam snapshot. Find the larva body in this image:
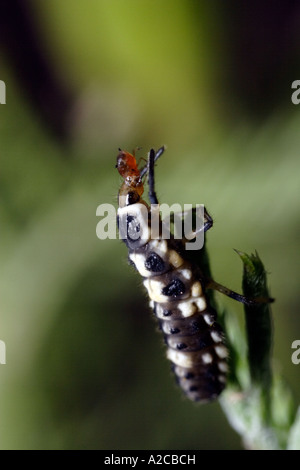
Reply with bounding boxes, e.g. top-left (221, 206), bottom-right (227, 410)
top-left (116, 148), bottom-right (228, 402)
